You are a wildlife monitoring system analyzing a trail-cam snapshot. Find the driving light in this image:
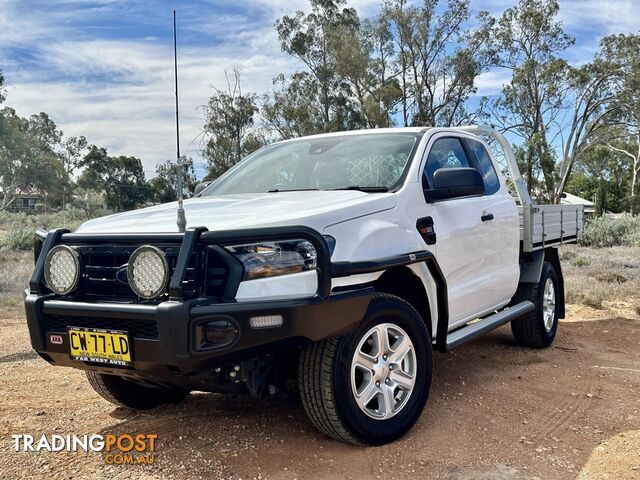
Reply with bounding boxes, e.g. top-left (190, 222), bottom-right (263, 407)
top-left (225, 239), bottom-right (318, 281)
top-left (44, 245), bottom-right (80, 295)
top-left (249, 315), bottom-right (284, 329)
top-left (127, 246), bottom-right (169, 299)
